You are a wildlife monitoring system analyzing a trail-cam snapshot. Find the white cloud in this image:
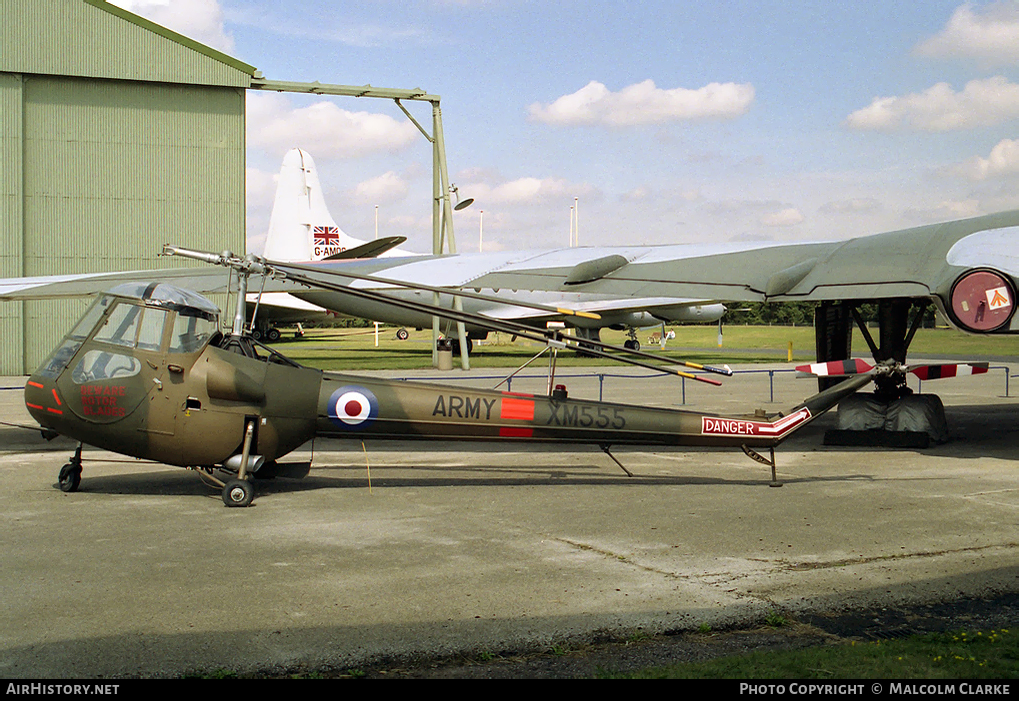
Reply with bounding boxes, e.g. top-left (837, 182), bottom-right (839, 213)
top-left (907, 199), bottom-right (983, 223)
top-left (915, 2), bottom-right (1019, 67)
top-left (245, 166), bottom-right (278, 204)
top-left (951, 138), bottom-right (1019, 180)
top-left (528, 79), bottom-right (754, 127)
top-left (761, 208), bottom-right (804, 227)
top-left (353, 171), bottom-right (410, 203)
top-left (844, 76), bottom-right (1019, 131)
top-left (247, 93), bottom-right (419, 158)
top-left (465, 176), bottom-right (597, 204)
top-left (818, 198), bottom-right (883, 215)
top-left (109, 0), bottom-right (234, 53)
